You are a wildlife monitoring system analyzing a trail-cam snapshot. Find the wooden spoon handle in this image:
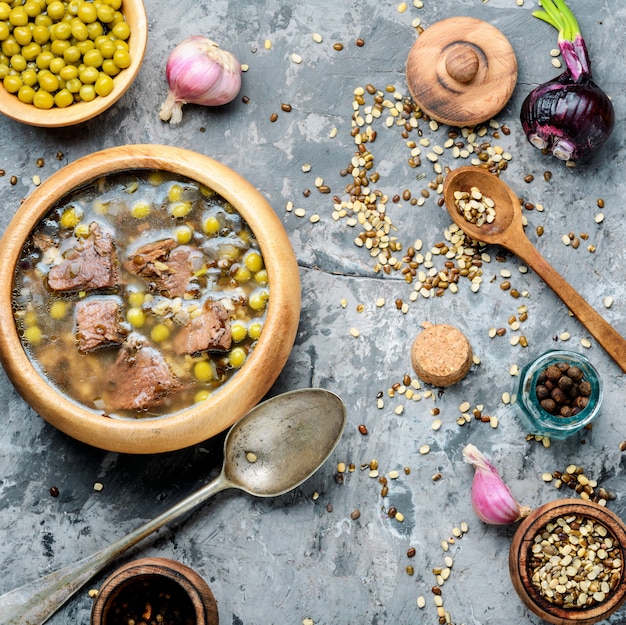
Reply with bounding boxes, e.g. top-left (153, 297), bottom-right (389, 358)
top-left (509, 236), bottom-right (626, 372)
